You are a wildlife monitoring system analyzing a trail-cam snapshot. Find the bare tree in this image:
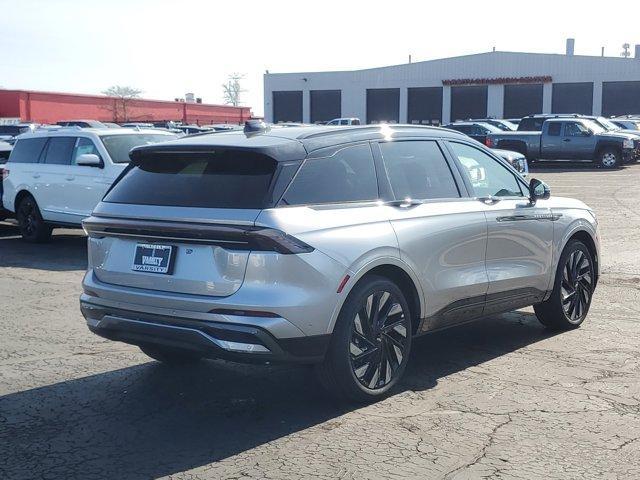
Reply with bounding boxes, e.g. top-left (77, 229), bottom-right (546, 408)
top-left (222, 74), bottom-right (245, 107)
top-left (102, 85), bottom-right (143, 122)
